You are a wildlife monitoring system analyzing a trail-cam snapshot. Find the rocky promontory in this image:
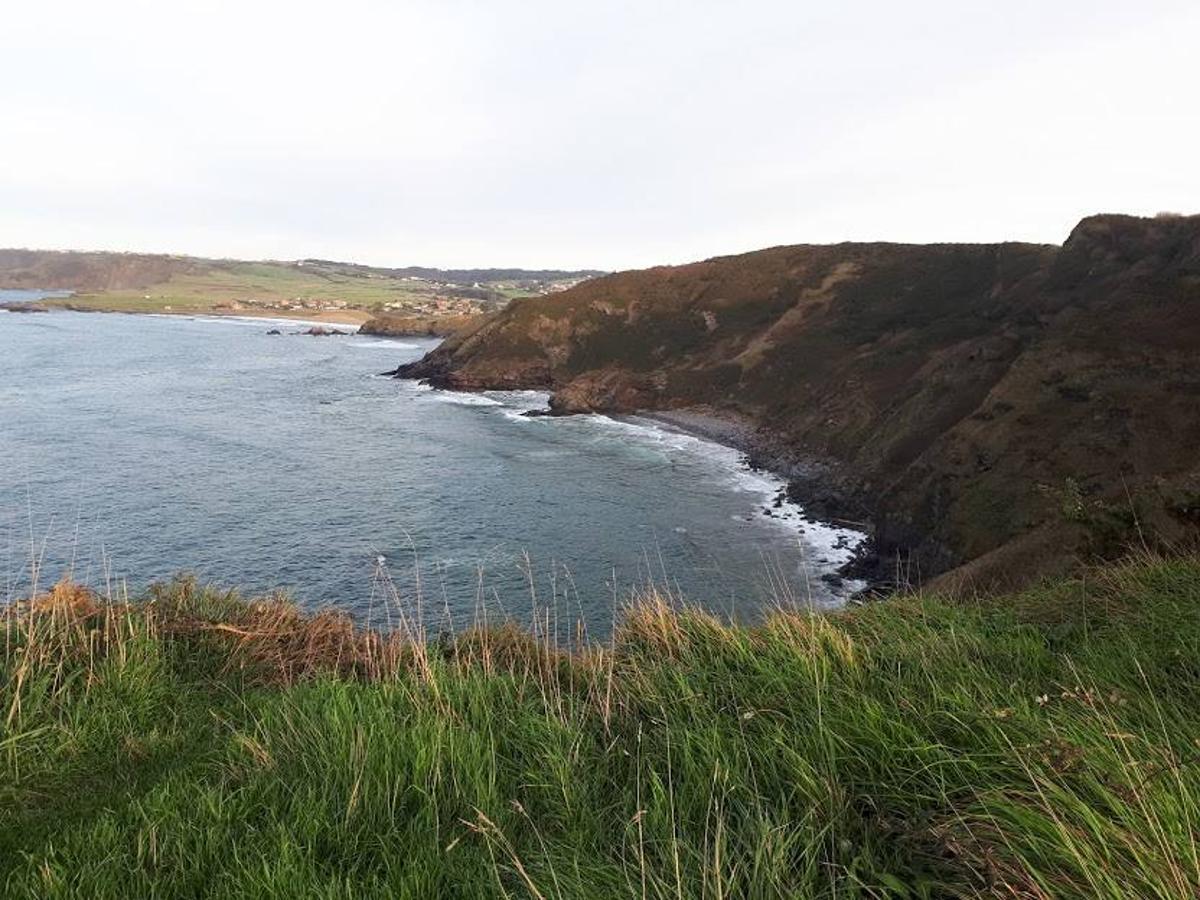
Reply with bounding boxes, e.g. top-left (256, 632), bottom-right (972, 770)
top-left (358, 313), bottom-right (486, 339)
top-left (394, 213), bottom-right (1200, 593)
